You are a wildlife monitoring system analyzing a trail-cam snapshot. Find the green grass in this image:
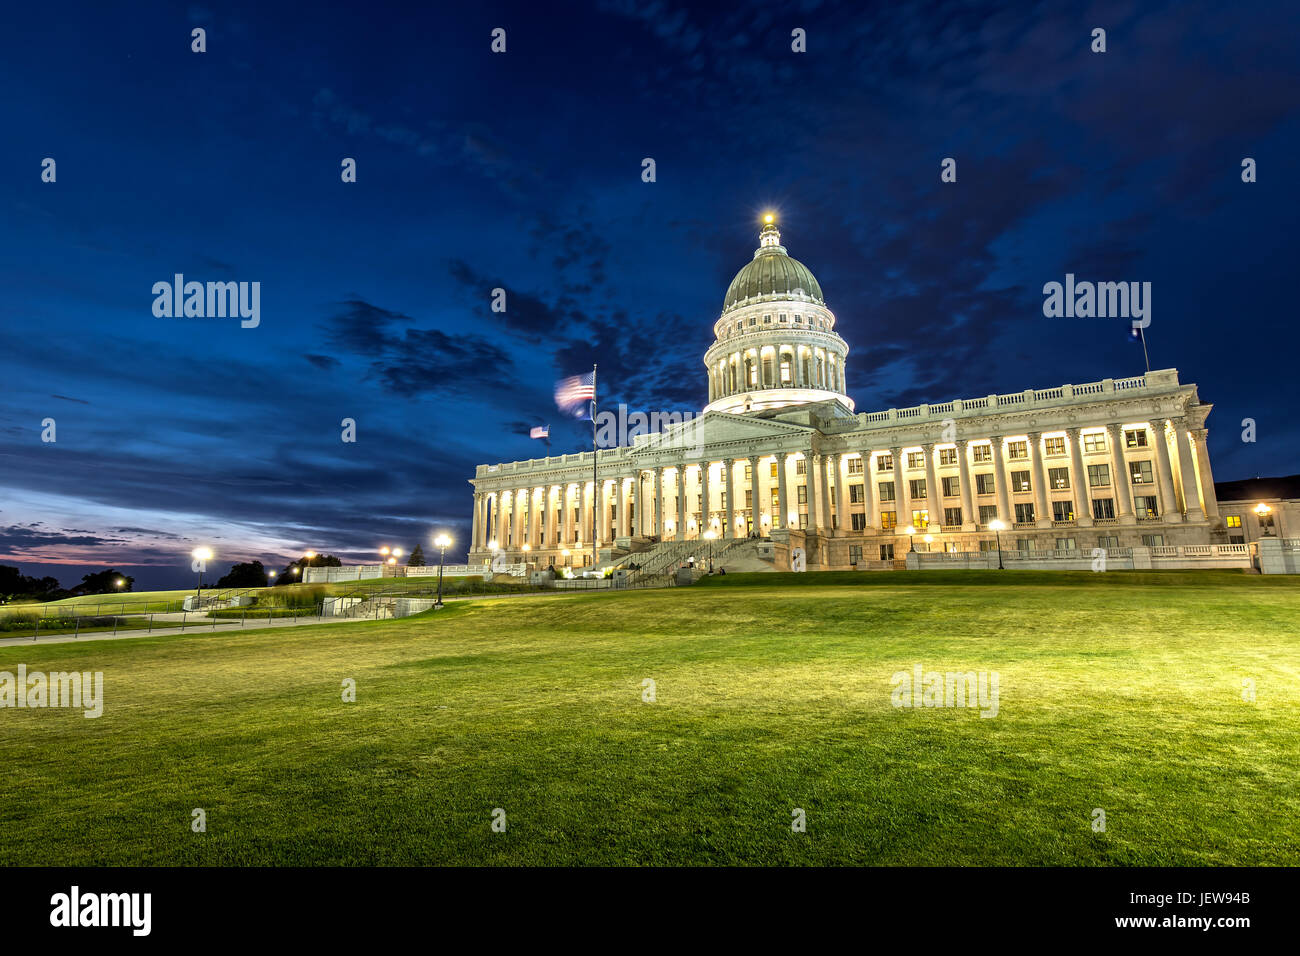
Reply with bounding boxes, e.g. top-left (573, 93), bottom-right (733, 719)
top-left (1, 570), bottom-right (1297, 866)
